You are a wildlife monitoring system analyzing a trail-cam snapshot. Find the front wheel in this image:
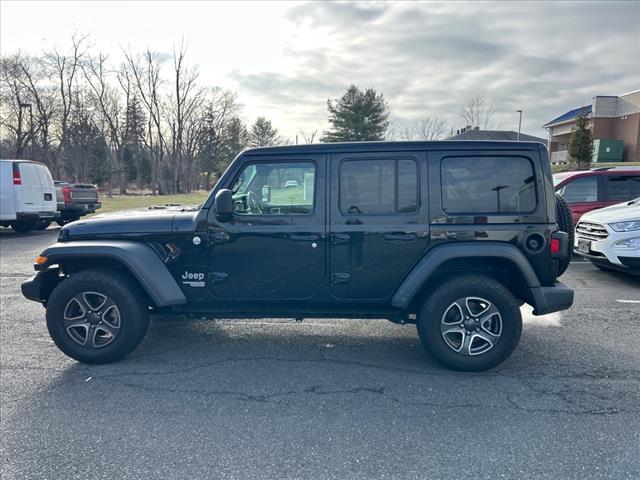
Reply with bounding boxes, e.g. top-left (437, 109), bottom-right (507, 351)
top-left (417, 274), bottom-right (522, 371)
top-left (46, 269), bottom-right (149, 364)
